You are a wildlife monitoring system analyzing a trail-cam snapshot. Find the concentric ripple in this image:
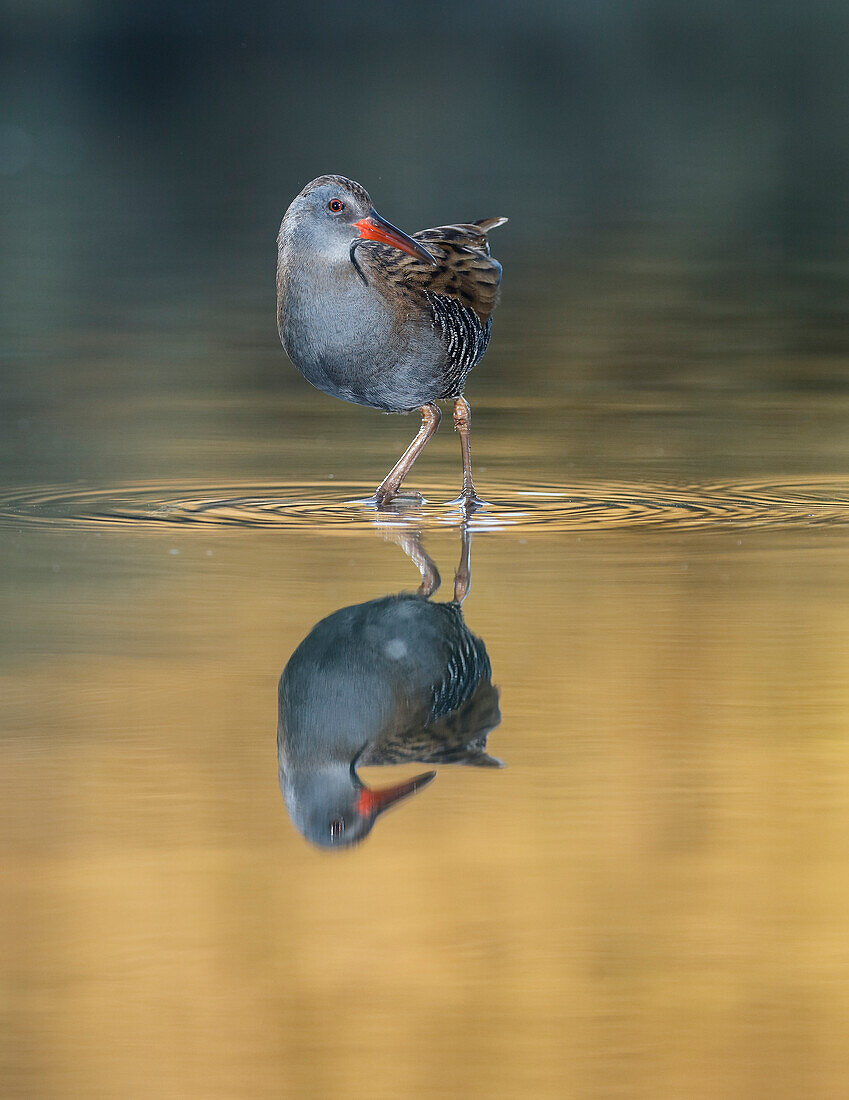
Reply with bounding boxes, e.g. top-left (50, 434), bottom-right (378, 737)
top-left (1, 476), bottom-right (849, 534)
